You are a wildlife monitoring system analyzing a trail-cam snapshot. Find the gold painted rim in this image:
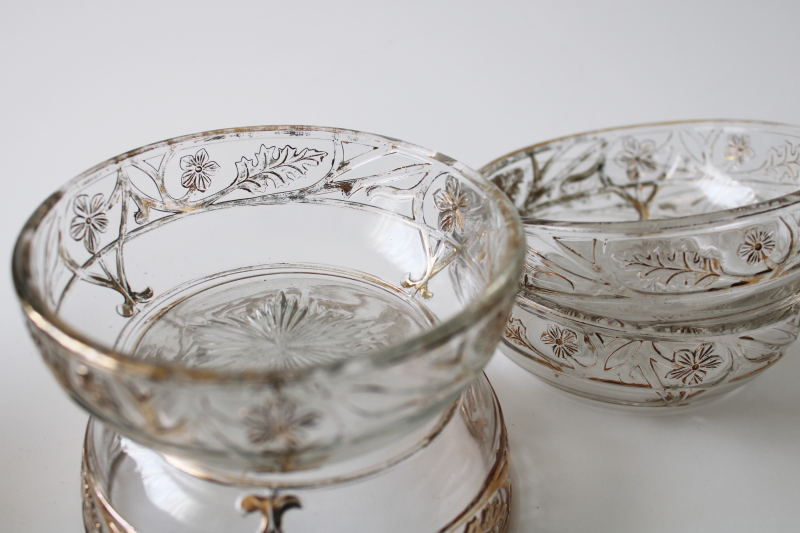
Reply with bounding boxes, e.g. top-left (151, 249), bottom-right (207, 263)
top-left (13, 125), bottom-right (525, 384)
top-left (479, 119), bottom-right (800, 233)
